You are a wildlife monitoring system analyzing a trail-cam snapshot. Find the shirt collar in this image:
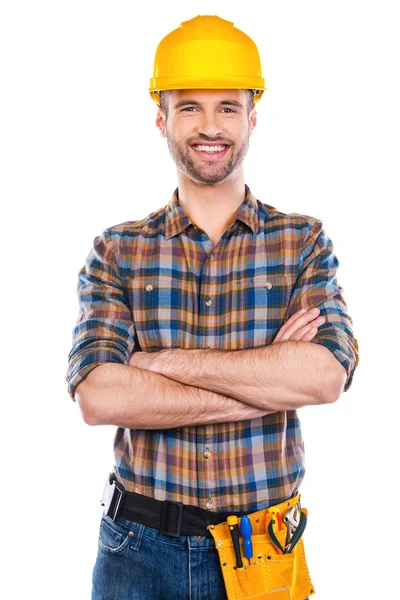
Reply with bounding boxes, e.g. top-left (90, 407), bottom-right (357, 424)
top-left (163, 184), bottom-right (260, 239)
